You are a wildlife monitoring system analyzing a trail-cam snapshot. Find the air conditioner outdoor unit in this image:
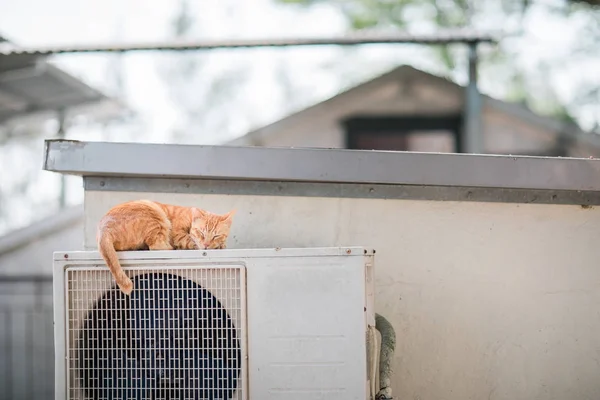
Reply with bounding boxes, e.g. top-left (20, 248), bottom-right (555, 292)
top-left (53, 247), bottom-right (377, 400)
